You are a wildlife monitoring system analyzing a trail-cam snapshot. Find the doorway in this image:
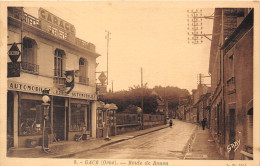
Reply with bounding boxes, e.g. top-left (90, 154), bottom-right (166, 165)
top-left (229, 109), bottom-right (236, 159)
top-left (53, 97), bottom-right (66, 141)
top-left (7, 91), bottom-right (14, 149)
